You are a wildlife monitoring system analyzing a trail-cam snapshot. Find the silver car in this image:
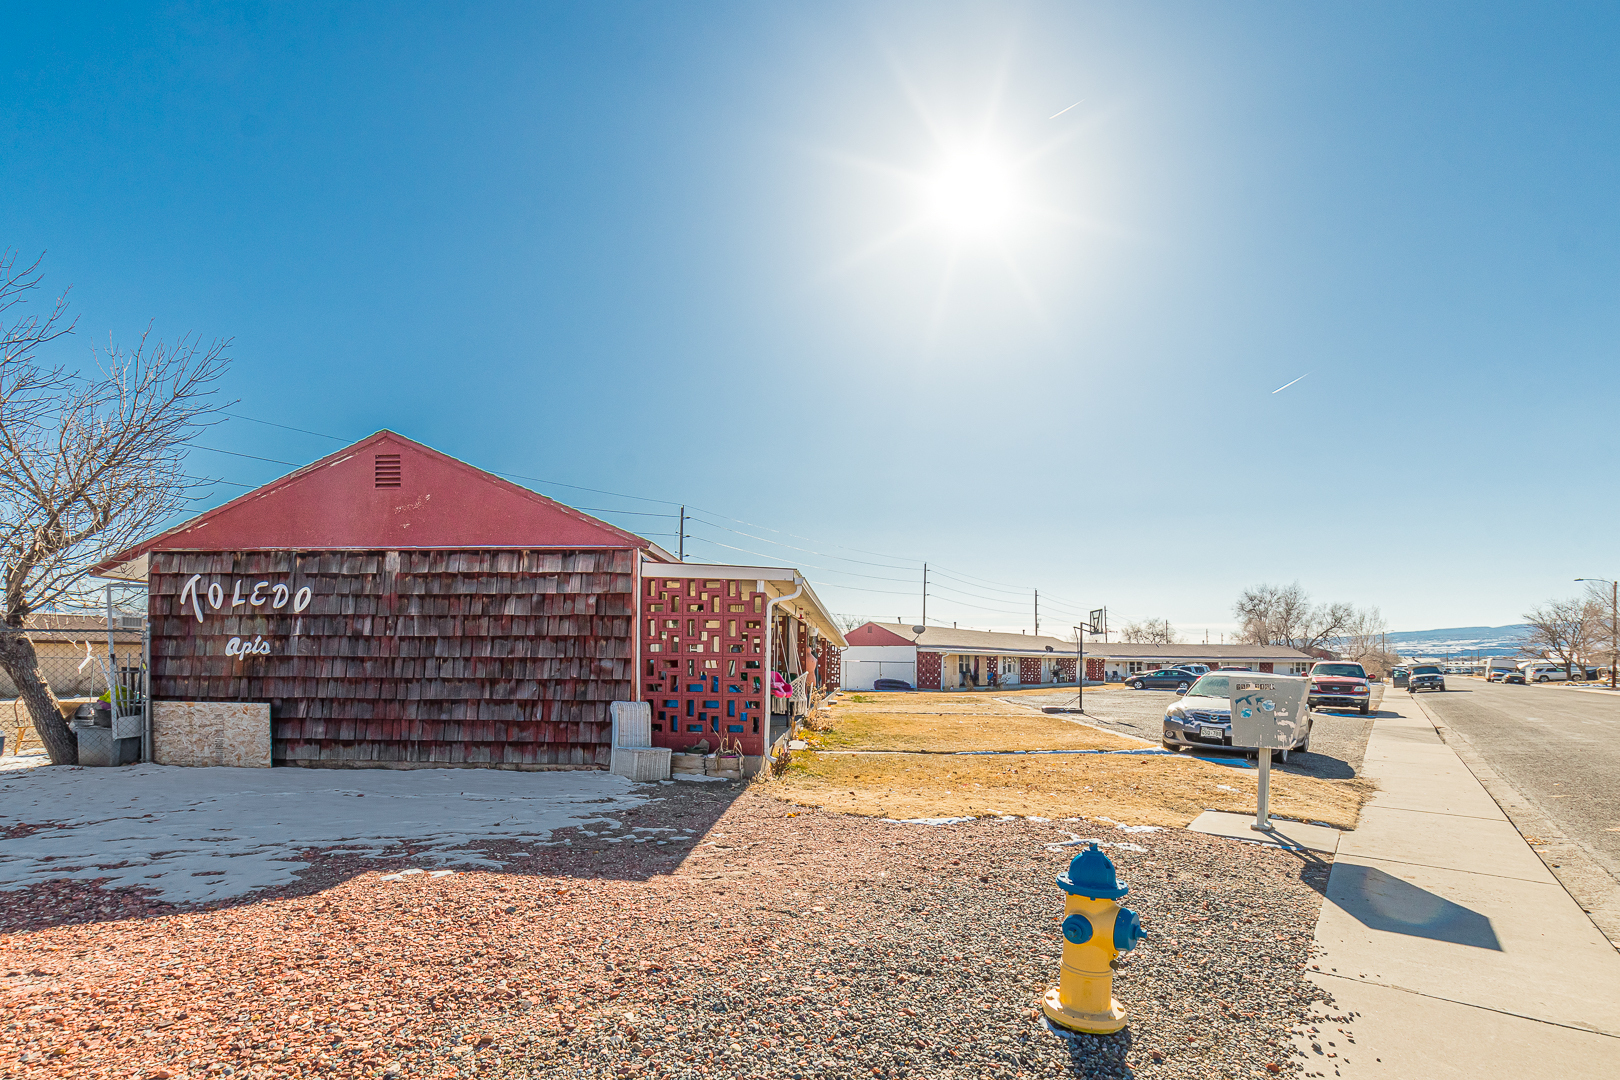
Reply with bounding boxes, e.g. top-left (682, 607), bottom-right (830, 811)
top-left (1161, 671), bottom-right (1313, 758)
